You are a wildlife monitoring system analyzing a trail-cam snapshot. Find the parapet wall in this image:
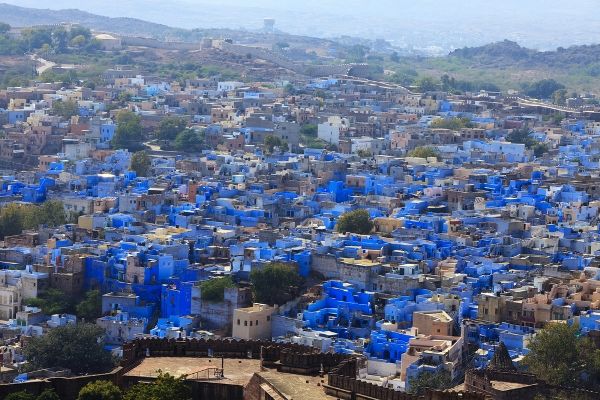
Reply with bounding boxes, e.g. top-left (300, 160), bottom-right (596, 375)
top-left (1, 339), bottom-right (487, 400)
top-left (0, 367), bottom-right (124, 400)
top-left (120, 36), bottom-right (200, 51)
top-left (121, 337), bottom-right (347, 373)
top-left (327, 358), bottom-right (487, 400)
